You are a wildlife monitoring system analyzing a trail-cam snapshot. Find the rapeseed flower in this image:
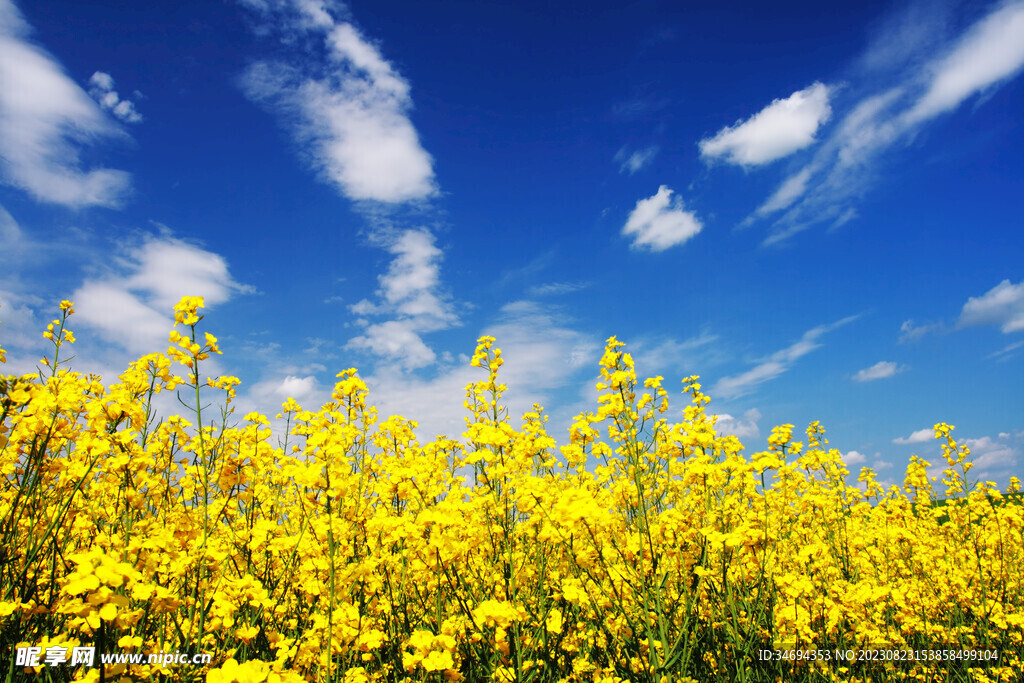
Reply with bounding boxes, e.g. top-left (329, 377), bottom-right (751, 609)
top-left (0, 299), bottom-right (1021, 682)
